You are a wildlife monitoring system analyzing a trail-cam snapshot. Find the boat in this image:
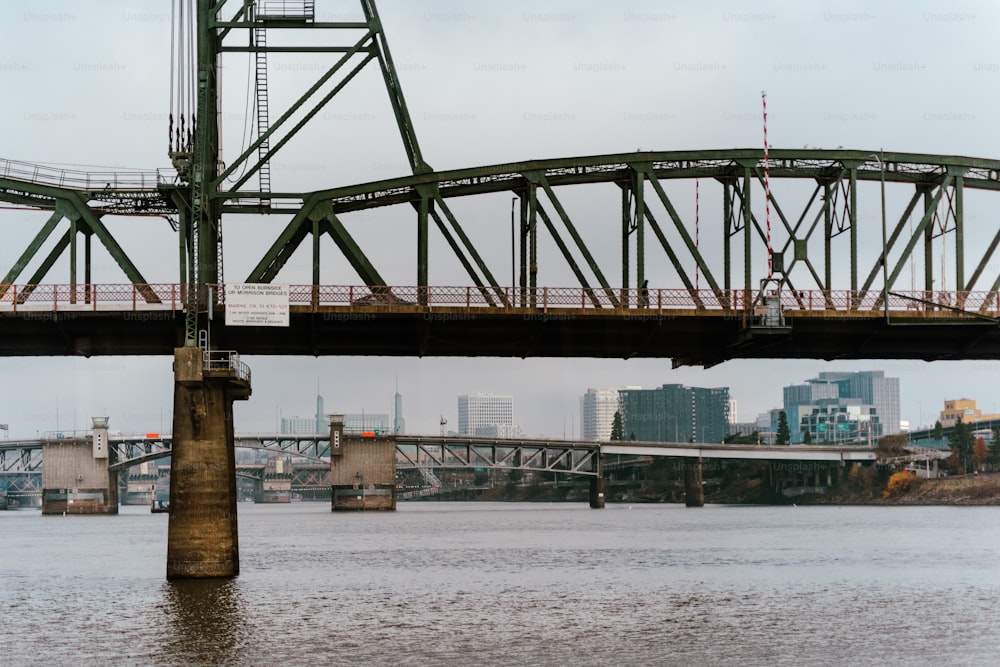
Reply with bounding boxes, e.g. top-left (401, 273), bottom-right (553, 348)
top-left (150, 477), bottom-right (170, 513)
